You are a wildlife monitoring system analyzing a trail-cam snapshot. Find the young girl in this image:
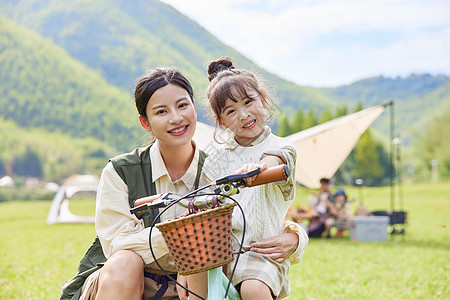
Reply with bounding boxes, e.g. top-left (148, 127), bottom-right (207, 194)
top-left (201, 57), bottom-right (302, 299)
top-left (325, 188), bottom-right (351, 237)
